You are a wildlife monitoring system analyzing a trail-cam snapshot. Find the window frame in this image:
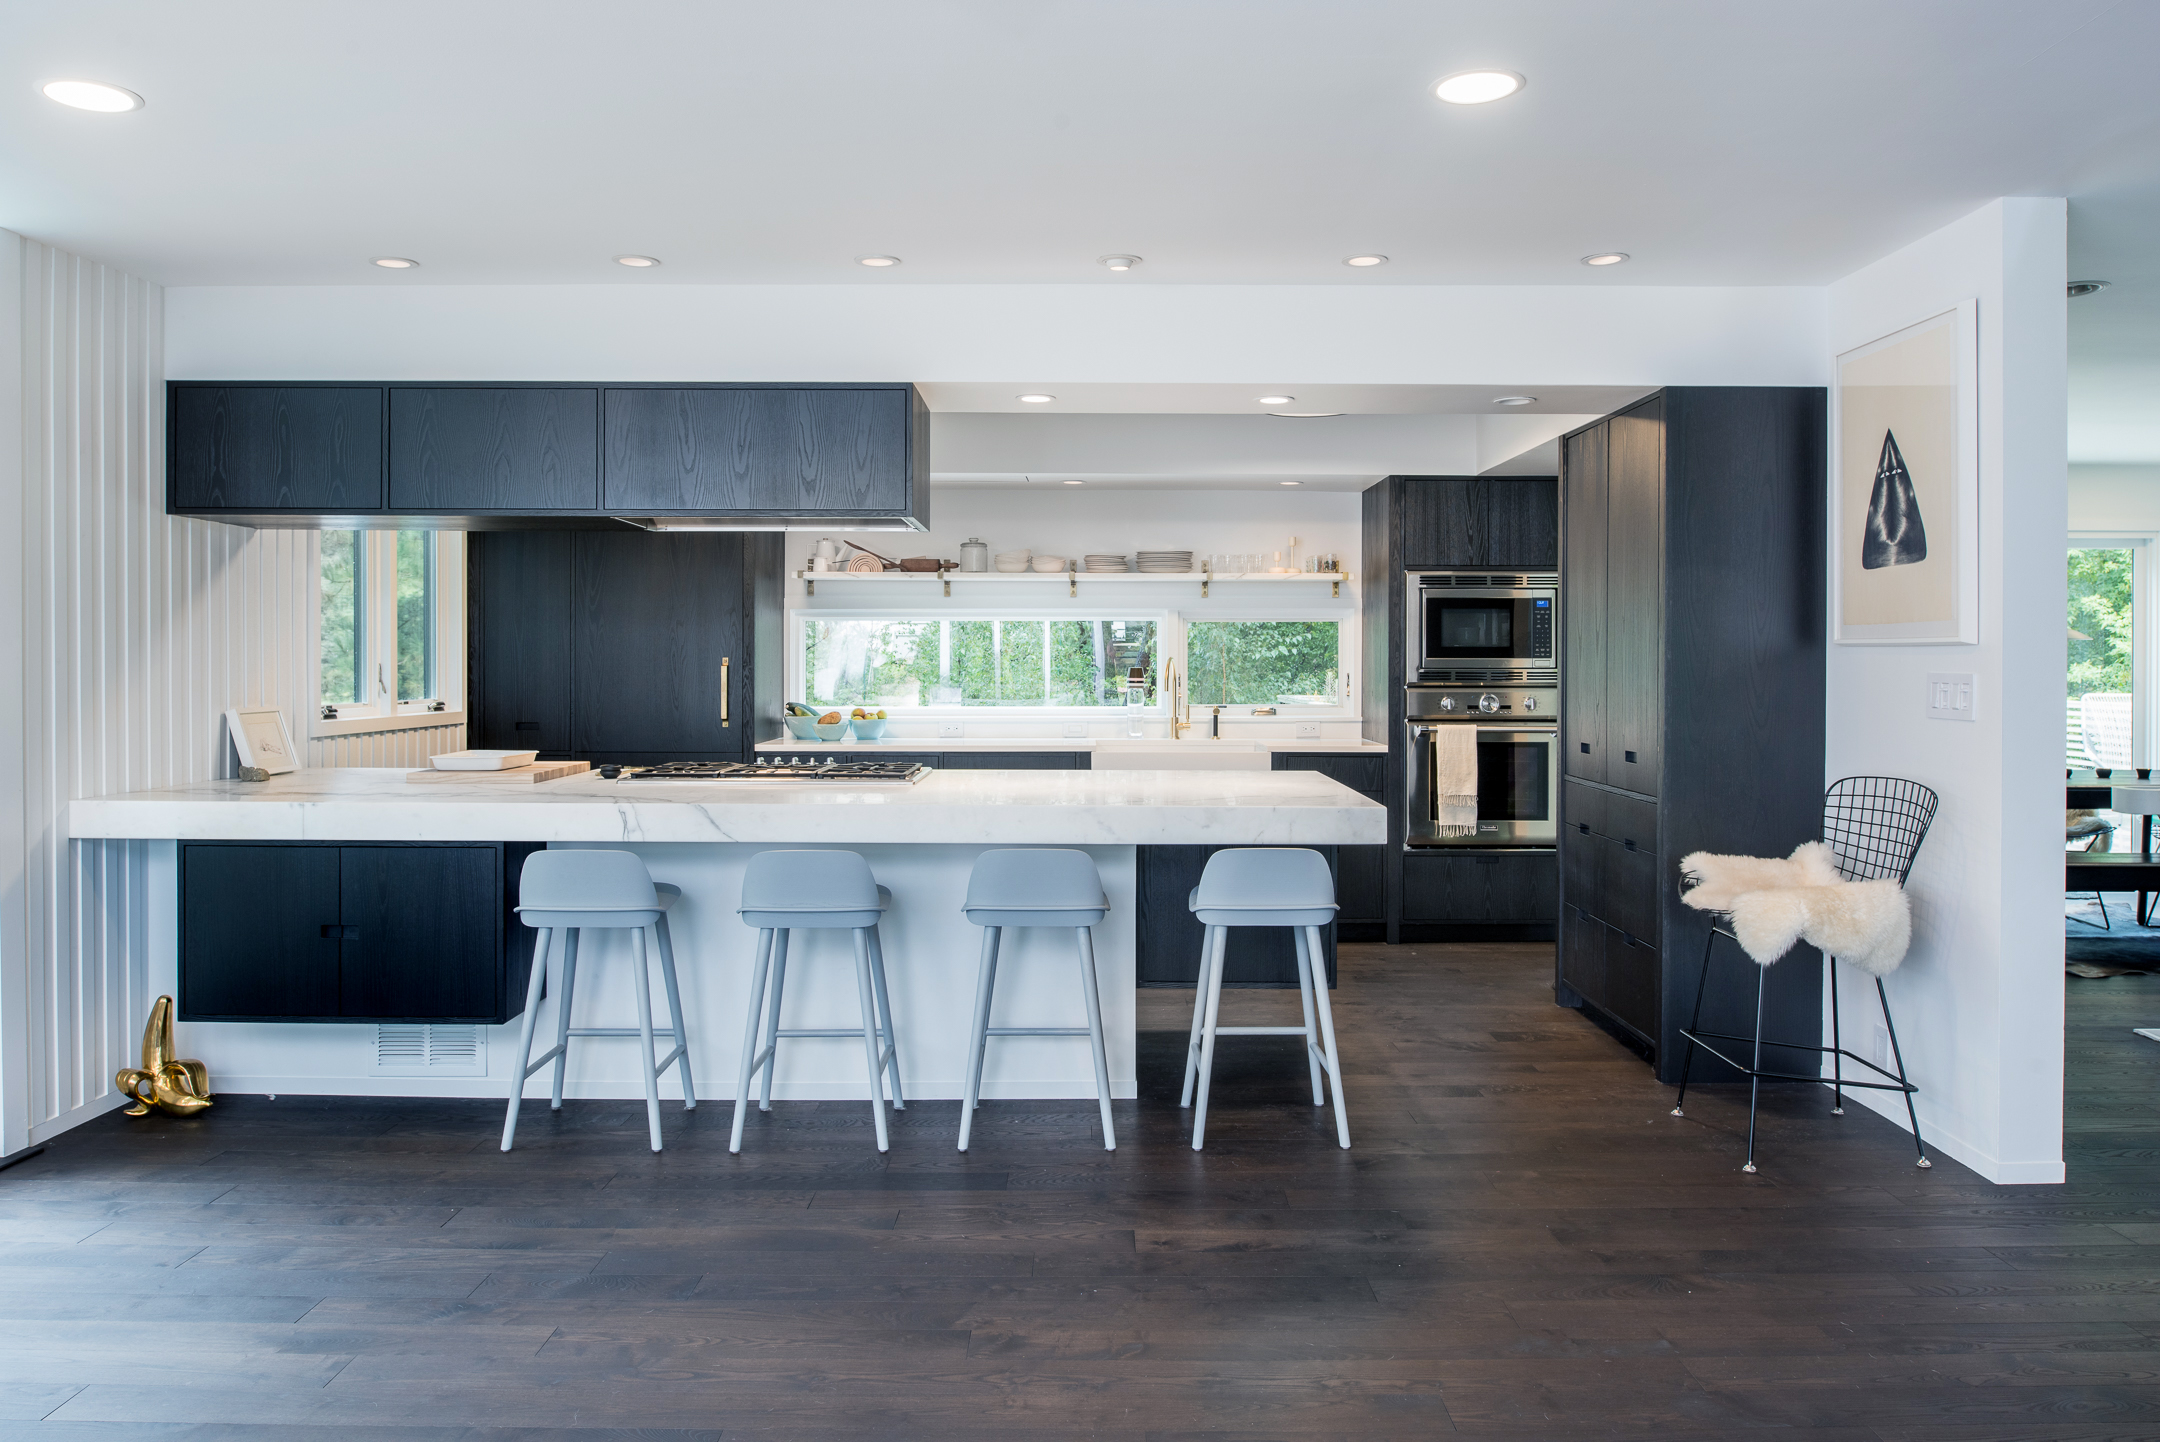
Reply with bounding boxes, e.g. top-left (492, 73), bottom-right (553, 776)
top-left (790, 602), bottom-right (1358, 719)
top-left (311, 529), bottom-right (467, 738)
